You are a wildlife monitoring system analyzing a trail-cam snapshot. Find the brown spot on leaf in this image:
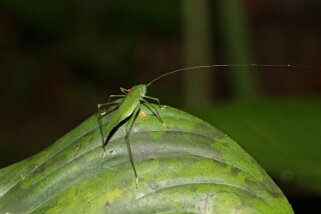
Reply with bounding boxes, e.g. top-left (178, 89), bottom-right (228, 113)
top-left (245, 178), bottom-right (283, 198)
top-left (230, 167), bottom-right (241, 176)
top-left (35, 163), bottom-right (45, 172)
top-left (139, 111), bottom-right (147, 117)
